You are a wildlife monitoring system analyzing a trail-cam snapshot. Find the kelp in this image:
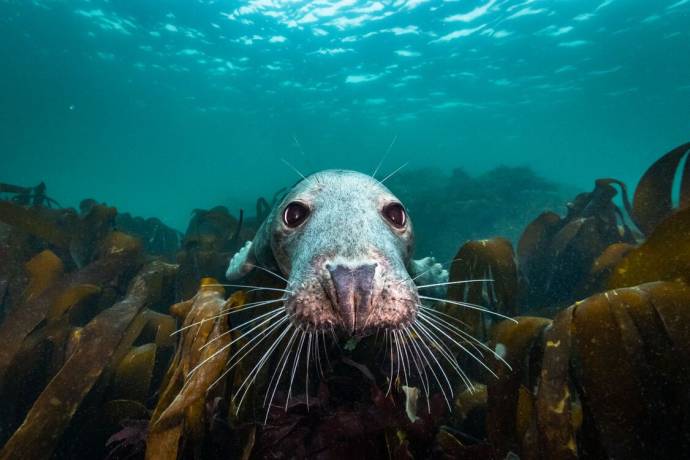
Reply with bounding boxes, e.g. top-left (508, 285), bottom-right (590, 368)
top-left (629, 141), bottom-right (690, 235)
top-left (116, 212), bottom-right (182, 260)
top-left (0, 182), bottom-right (60, 208)
top-left (486, 280), bottom-right (690, 459)
top-left (517, 179), bottom-right (636, 310)
top-left (175, 207), bottom-right (245, 301)
top-left (0, 232), bottom-right (142, 390)
top-left (1, 142), bottom-right (690, 459)
top-left (608, 207), bottom-right (690, 289)
top-left (0, 260), bottom-right (177, 460)
top-left (446, 237), bottom-right (518, 341)
top-left (487, 316), bottom-right (551, 457)
top-left (146, 284), bottom-right (244, 460)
